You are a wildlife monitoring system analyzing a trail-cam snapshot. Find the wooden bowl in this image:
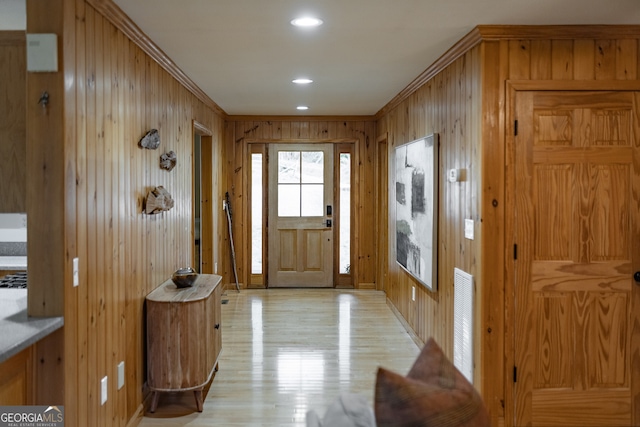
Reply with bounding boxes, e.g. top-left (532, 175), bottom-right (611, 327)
top-left (171, 268), bottom-right (198, 288)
